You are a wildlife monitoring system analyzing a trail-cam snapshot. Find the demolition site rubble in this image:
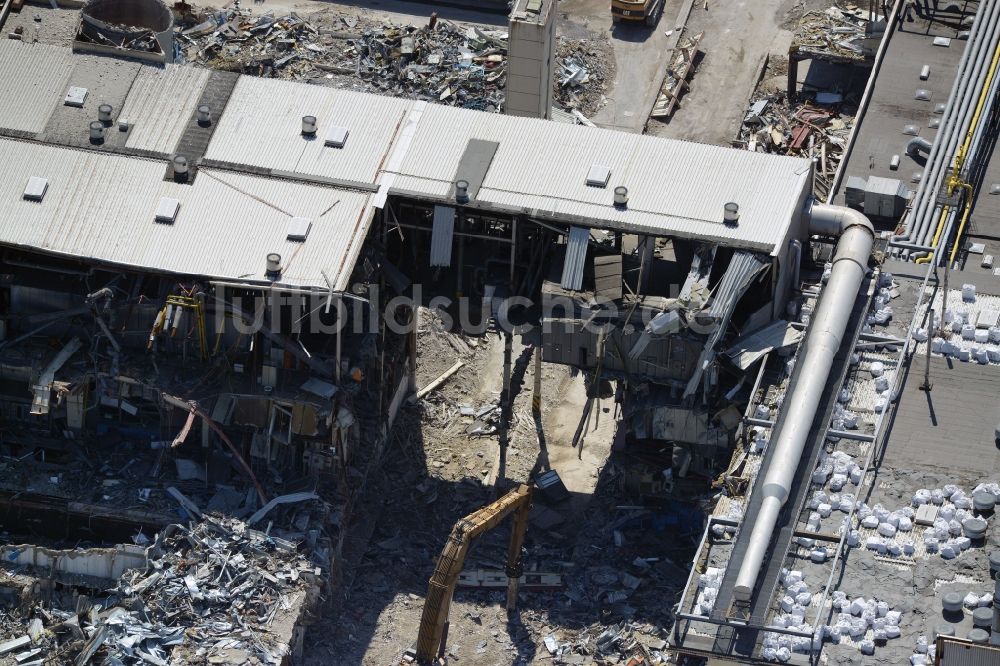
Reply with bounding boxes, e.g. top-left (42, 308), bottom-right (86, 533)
top-left (0, 514), bottom-right (322, 665)
top-left (175, 6), bottom-right (612, 115)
